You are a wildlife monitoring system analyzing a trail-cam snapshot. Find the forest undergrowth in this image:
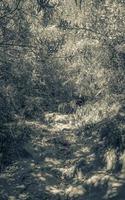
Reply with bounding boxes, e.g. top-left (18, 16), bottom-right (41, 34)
top-left (1, 0), bottom-right (125, 199)
top-left (1, 97), bottom-right (125, 200)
